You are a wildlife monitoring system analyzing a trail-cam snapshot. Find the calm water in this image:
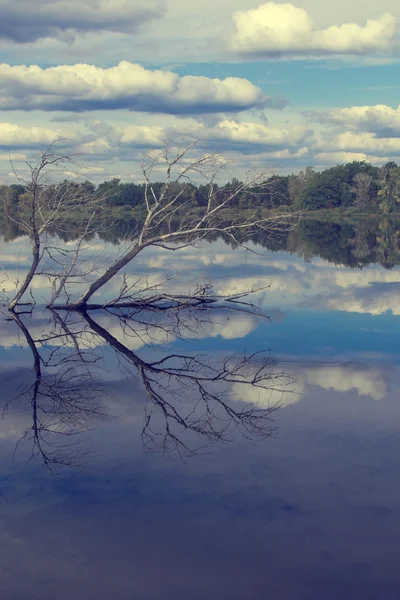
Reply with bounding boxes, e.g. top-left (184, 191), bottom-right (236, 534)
top-left (1, 219), bottom-right (400, 598)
